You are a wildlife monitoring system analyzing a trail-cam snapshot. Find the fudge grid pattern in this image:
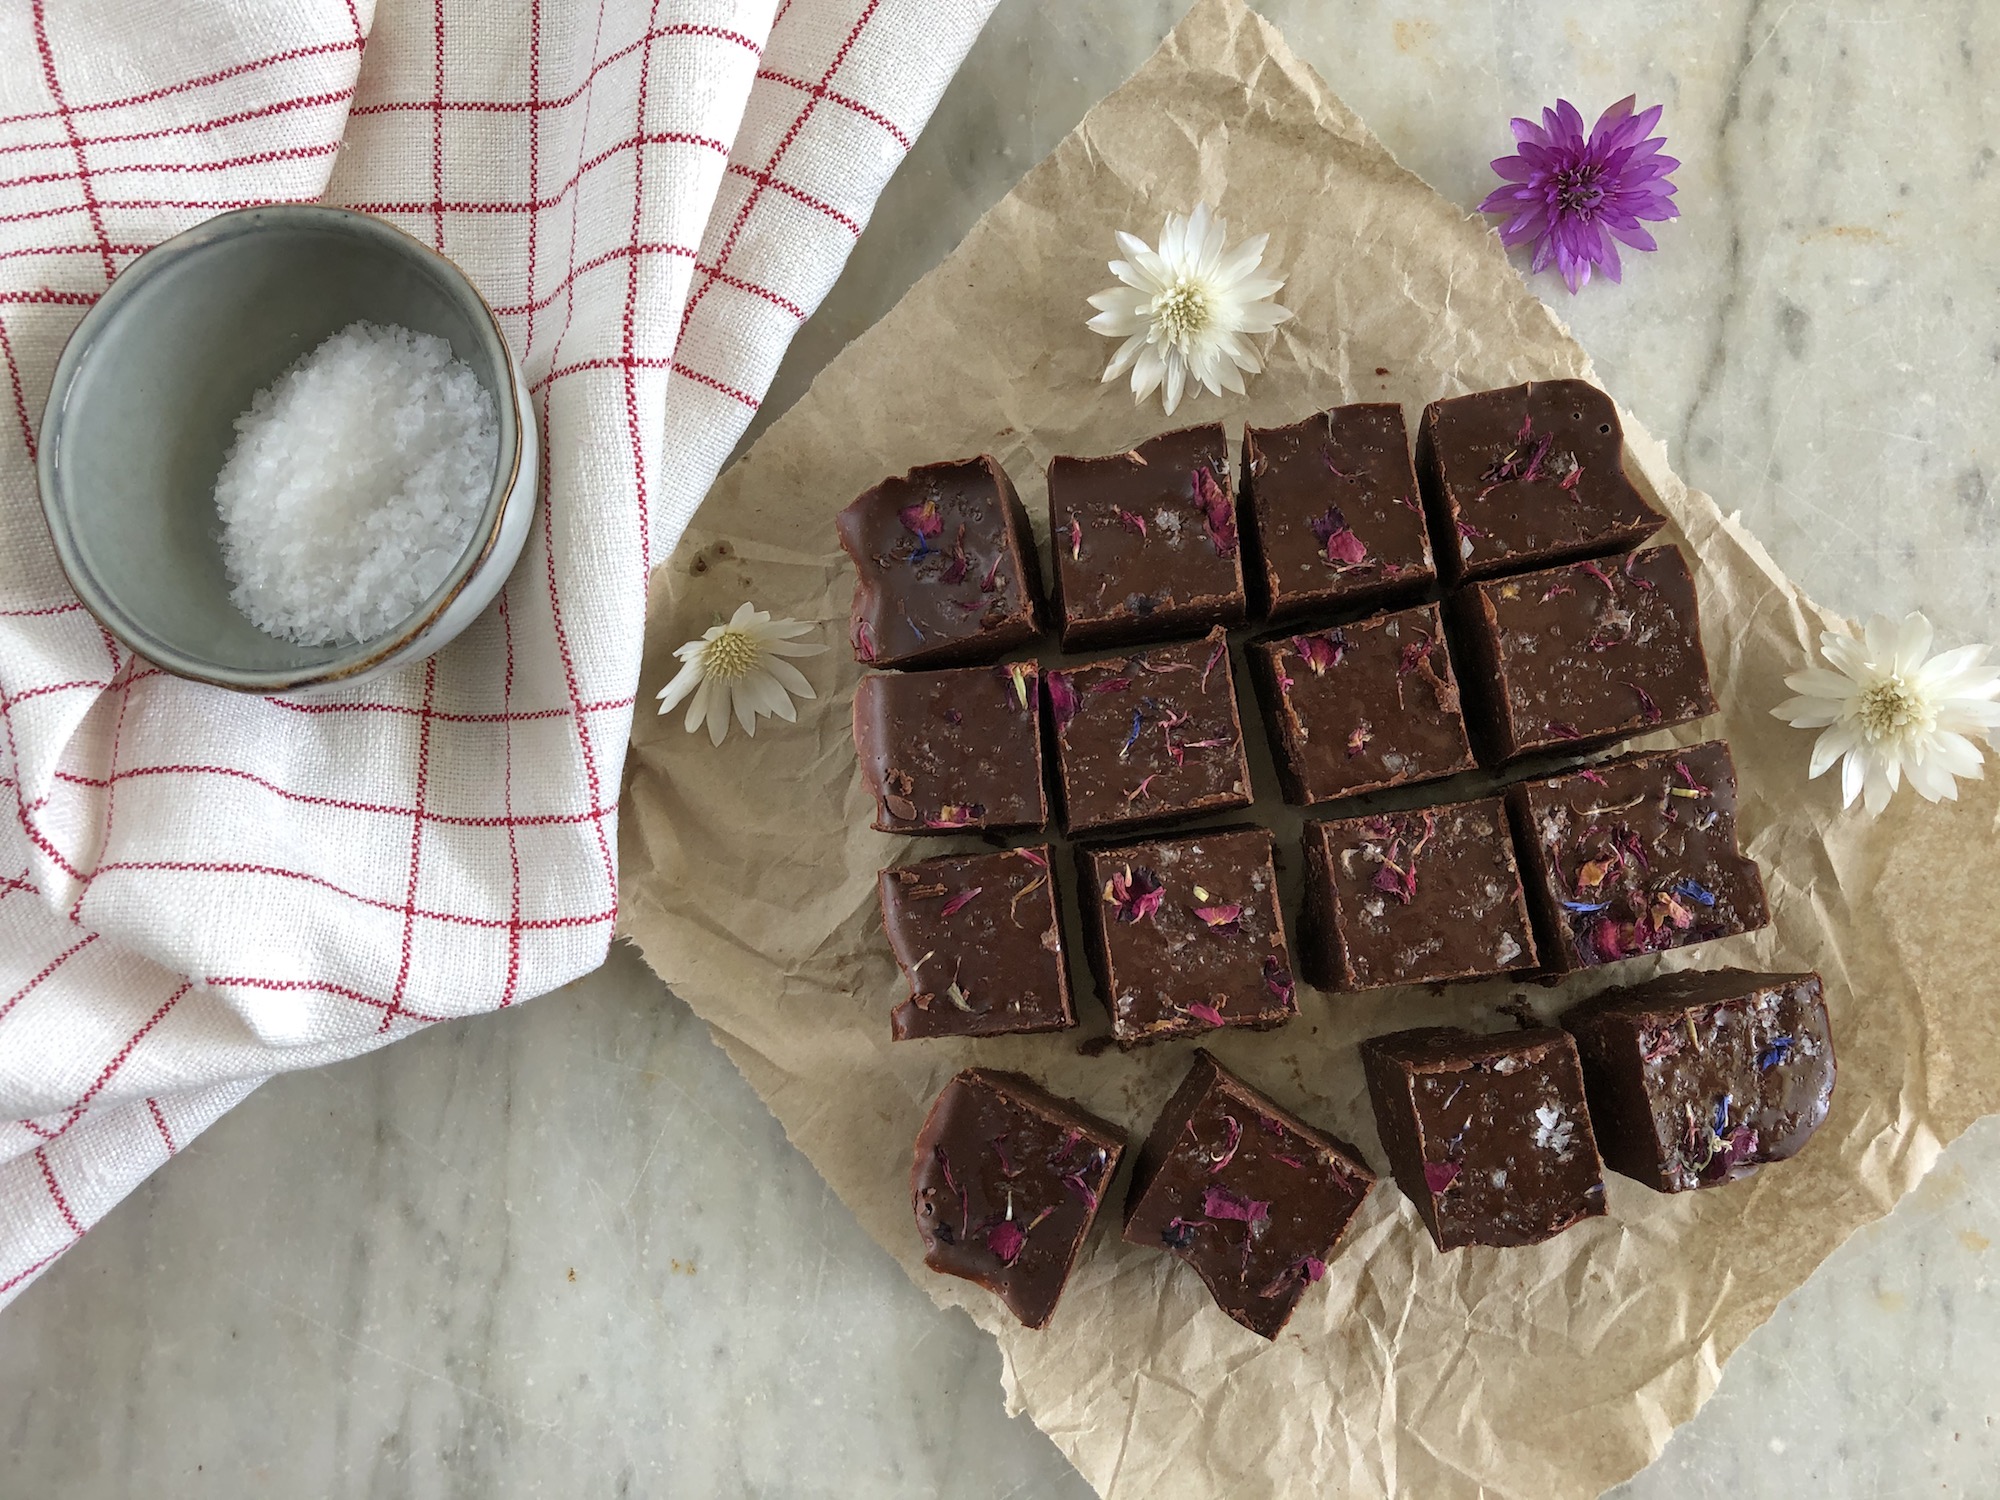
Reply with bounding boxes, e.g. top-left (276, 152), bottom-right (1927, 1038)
top-left (0, 0), bottom-right (1000, 1306)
